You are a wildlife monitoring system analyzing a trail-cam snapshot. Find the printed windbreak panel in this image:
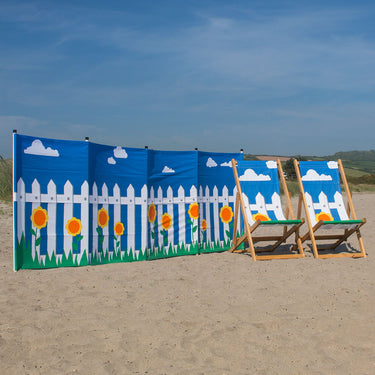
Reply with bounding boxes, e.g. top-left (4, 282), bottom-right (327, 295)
top-left (13, 134), bottom-right (89, 270)
top-left (88, 142), bottom-right (149, 264)
top-left (13, 134), bottom-right (243, 269)
top-left (198, 152), bottom-right (243, 252)
top-left (147, 150), bottom-right (198, 259)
